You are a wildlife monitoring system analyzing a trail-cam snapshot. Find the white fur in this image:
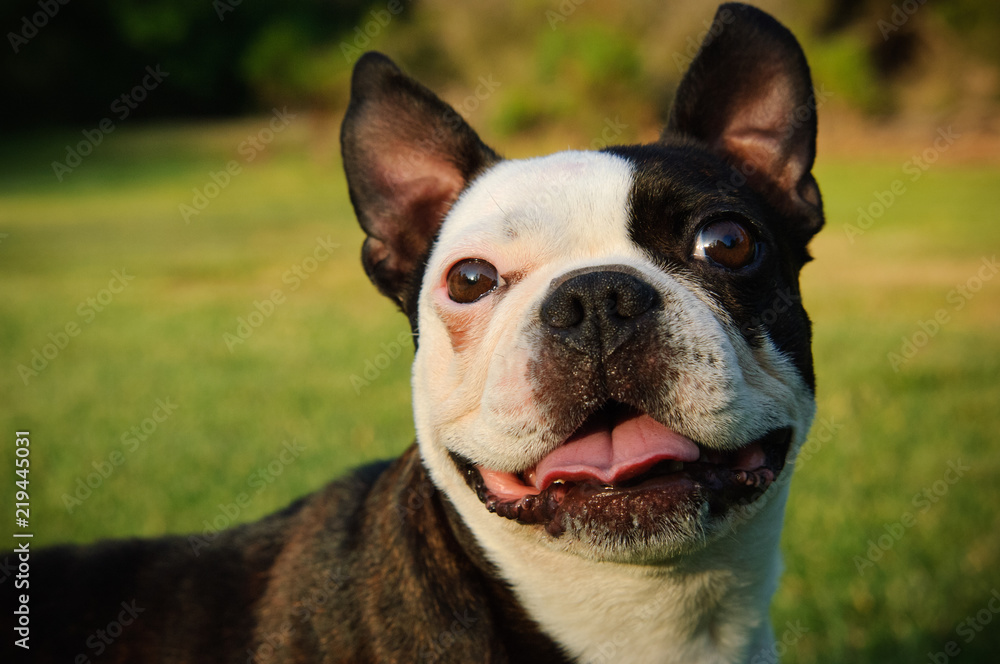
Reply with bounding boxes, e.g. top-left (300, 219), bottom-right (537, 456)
top-left (412, 151), bottom-right (816, 662)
